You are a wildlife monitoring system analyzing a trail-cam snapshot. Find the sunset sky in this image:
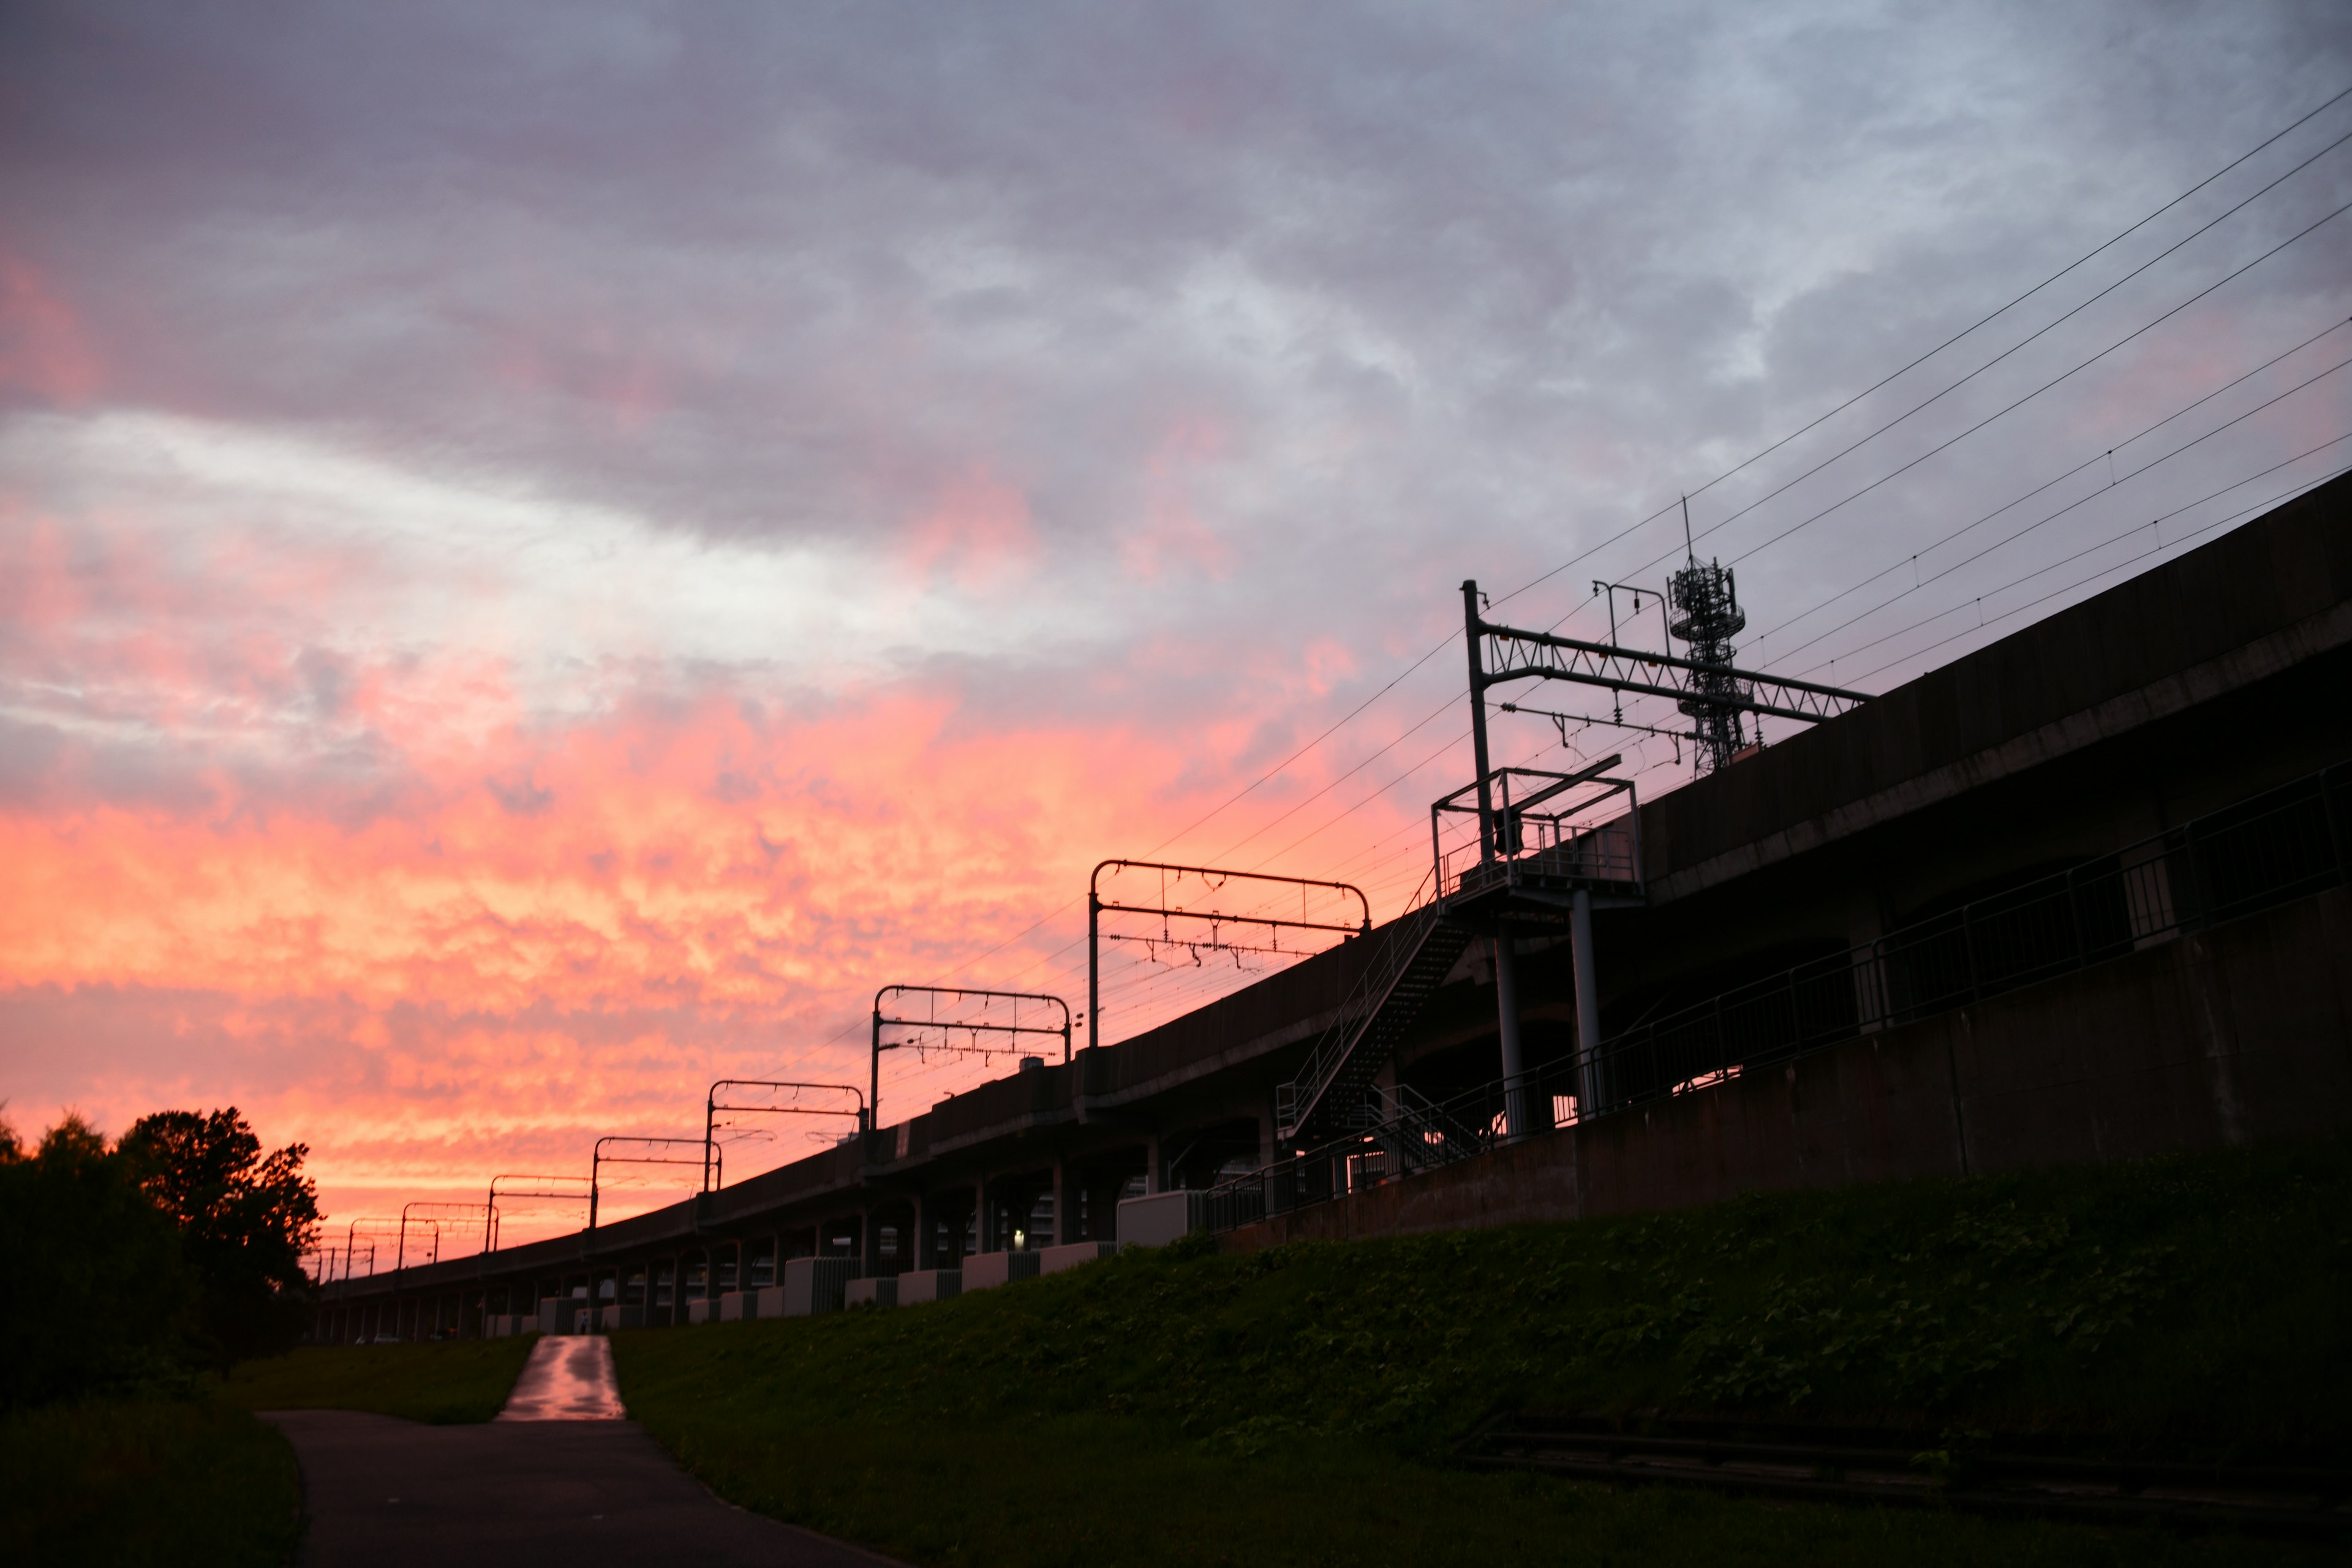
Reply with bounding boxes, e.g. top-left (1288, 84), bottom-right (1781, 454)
top-left (4, 2), bottom-right (2349, 1249)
